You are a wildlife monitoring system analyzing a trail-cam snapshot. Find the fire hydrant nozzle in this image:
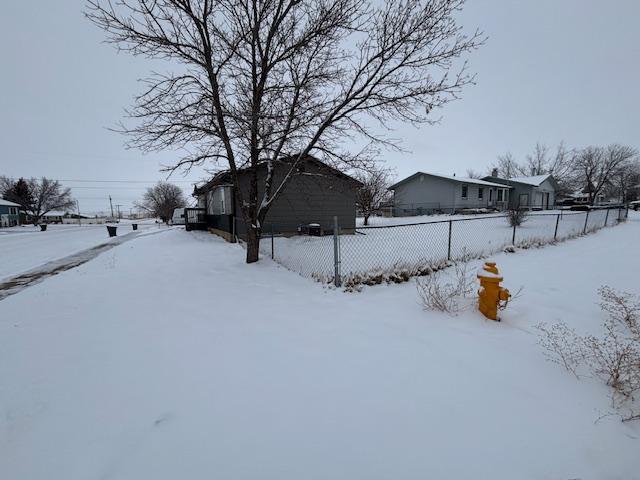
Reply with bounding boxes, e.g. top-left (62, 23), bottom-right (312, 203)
top-left (477, 261), bottom-right (510, 321)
